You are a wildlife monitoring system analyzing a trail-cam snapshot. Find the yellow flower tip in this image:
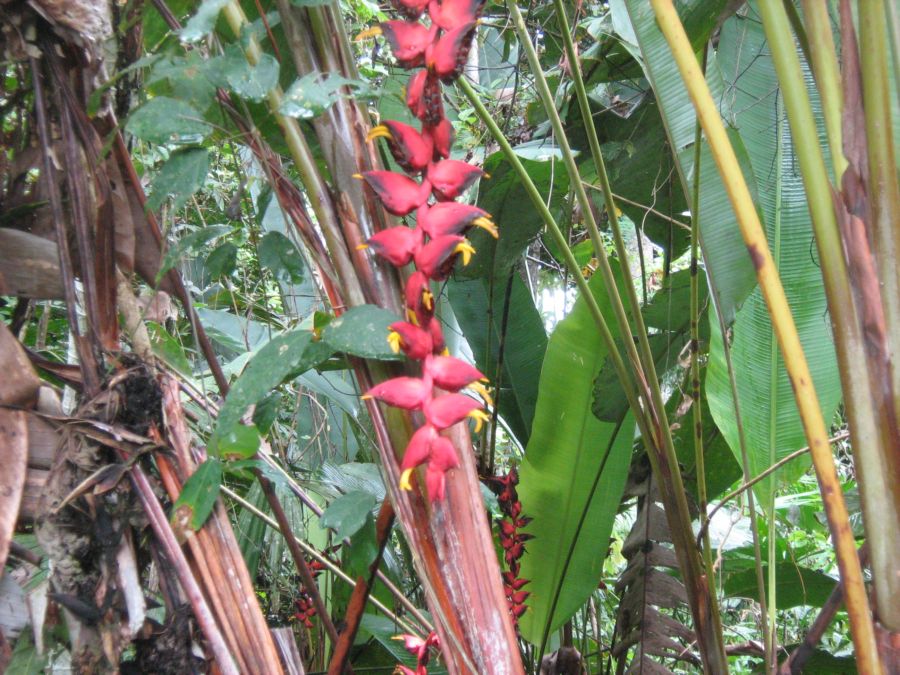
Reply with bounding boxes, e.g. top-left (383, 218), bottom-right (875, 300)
top-left (399, 468), bottom-right (415, 491)
top-left (454, 240), bottom-right (476, 266)
top-left (473, 216), bottom-right (498, 239)
top-left (361, 394), bottom-right (373, 401)
top-left (423, 290), bottom-right (434, 311)
top-left (355, 26), bottom-right (382, 41)
top-left (352, 173), bottom-right (364, 180)
top-left (483, 172), bottom-right (491, 179)
top-left (387, 330), bottom-right (402, 354)
top-left (468, 409), bottom-right (491, 434)
top-left (366, 125), bottom-right (393, 142)
top-left (468, 381), bottom-right (494, 408)
top-left (356, 243), bottom-right (370, 251)
top-left (406, 308), bottom-right (419, 324)
top-left (441, 347), bottom-right (450, 357)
